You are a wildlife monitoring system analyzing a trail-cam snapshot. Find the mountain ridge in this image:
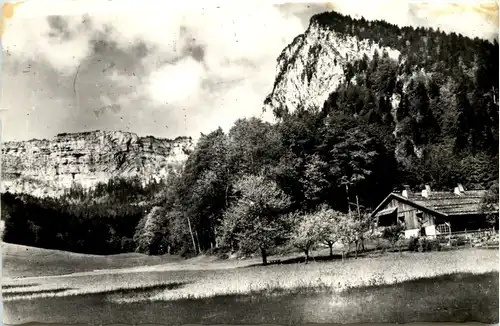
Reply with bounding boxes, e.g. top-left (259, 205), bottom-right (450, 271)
top-left (264, 10), bottom-right (498, 167)
top-left (2, 129), bottom-right (194, 197)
